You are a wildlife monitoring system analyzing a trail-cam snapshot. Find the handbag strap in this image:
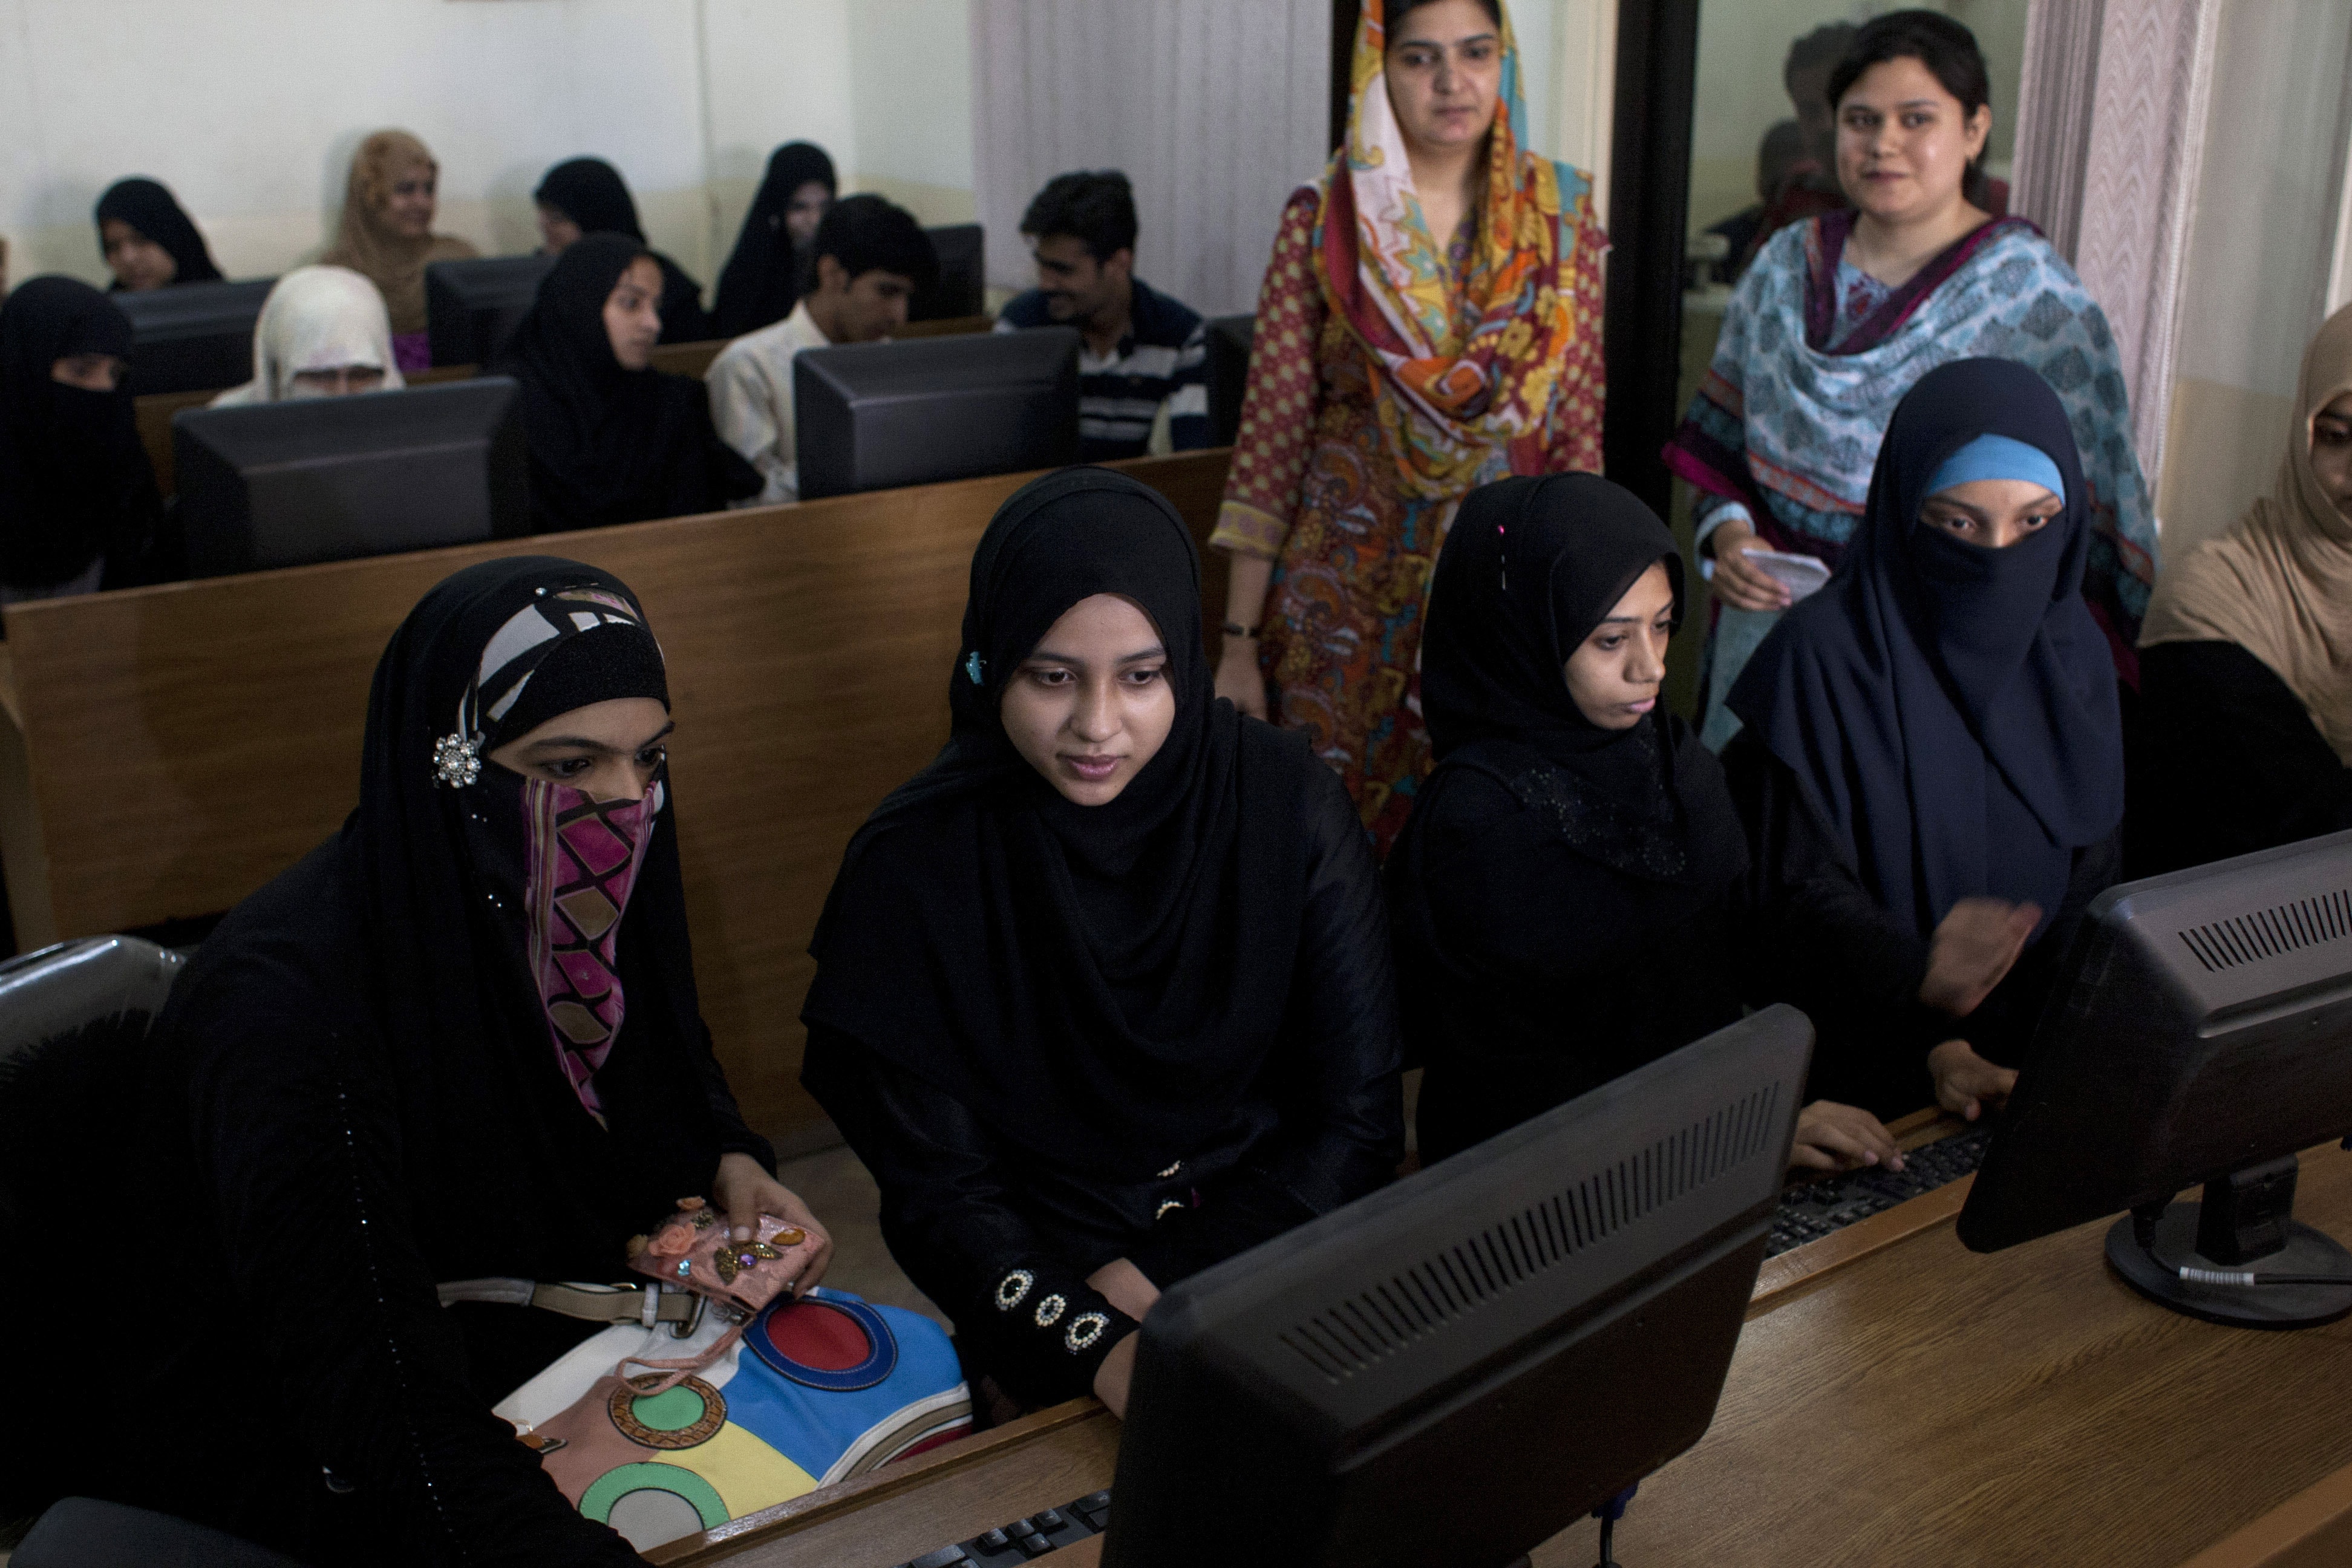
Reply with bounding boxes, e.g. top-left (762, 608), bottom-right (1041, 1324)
top-left (437, 1278), bottom-right (702, 1328)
